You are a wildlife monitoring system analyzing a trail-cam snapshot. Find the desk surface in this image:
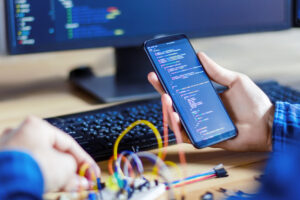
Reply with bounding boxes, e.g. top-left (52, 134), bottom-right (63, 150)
top-left (1, 29), bottom-right (300, 199)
